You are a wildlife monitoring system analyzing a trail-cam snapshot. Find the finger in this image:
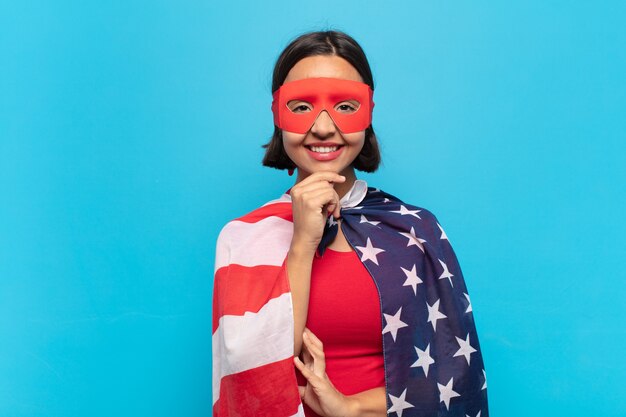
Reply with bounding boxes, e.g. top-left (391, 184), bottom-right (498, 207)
top-left (299, 383), bottom-right (324, 417)
top-left (301, 346), bottom-right (313, 369)
top-left (301, 344), bottom-right (317, 377)
top-left (290, 181), bottom-right (334, 204)
top-left (331, 191), bottom-right (342, 218)
top-left (295, 188), bottom-right (339, 213)
top-left (309, 188), bottom-right (339, 207)
top-left (293, 178), bottom-right (337, 194)
top-left (302, 189), bottom-right (339, 214)
top-left (326, 188), bottom-right (341, 215)
top-left (300, 187), bottom-right (337, 205)
top-left (303, 330), bottom-right (325, 359)
top-left (326, 201), bottom-right (337, 216)
top-left (302, 332), bottom-right (326, 376)
top-left (298, 171), bottom-right (346, 186)
top-left (307, 170), bottom-right (347, 182)
top-left (294, 357), bottom-right (319, 383)
top-left (304, 328), bottom-right (325, 348)
top-left (333, 204), bottom-right (341, 219)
